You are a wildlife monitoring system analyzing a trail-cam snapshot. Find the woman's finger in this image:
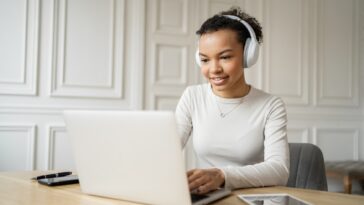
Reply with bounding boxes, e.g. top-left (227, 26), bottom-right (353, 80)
top-left (189, 174), bottom-right (208, 190)
top-left (197, 181), bottom-right (215, 194)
